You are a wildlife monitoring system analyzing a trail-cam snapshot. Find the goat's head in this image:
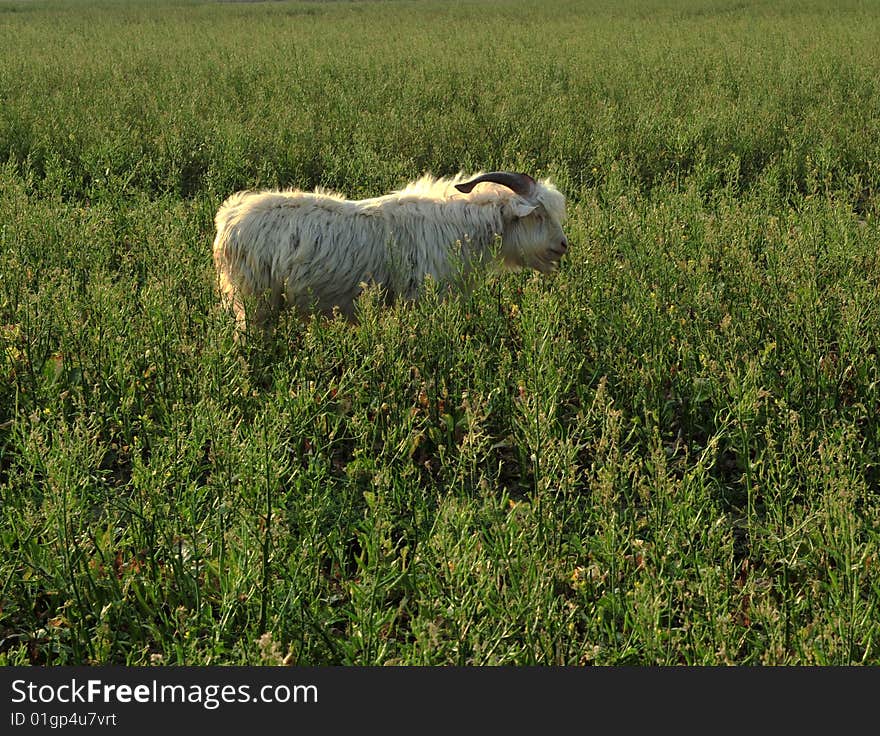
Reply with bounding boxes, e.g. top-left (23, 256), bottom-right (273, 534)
top-left (455, 171), bottom-right (568, 273)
